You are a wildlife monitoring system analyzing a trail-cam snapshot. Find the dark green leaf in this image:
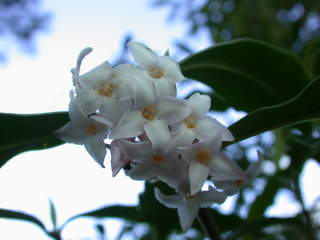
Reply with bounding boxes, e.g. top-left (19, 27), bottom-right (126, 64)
top-left (229, 76), bottom-right (320, 143)
top-left (49, 199), bottom-right (57, 230)
top-left (180, 38), bottom-right (312, 112)
top-left (0, 208), bottom-right (47, 232)
top-left (0, 112), bottom-right (68, 168)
